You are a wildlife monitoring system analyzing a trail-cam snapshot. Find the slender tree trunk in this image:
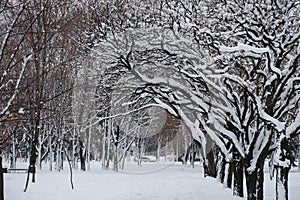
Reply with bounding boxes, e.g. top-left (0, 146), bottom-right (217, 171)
top-left (224, 162), bottom-right (233, 189)
top-left (275, 166), bottom-right (290, 200)
top-left (12, 134), bottom-right (16, 169)
top-left (60, 151), bottom-right (64, 171)
top-left (191, 143), bottom-right (195, 168)
top-left (49, 136), bottom-right (53, 171)
top-left (0, 155), bottom-right (4, 200)
top-left (105, 118), bottom-right (112, 169)
top-left (137, 138), bottom-right (142, 166)
top-left (87, 120), bottom-right (91, 171)
top-left (218, 156), bottom-right (226, 184)
top-left (120, 150), bottom-right (127, 170)
top-left (156, 140), bottom-right (161, 161)
top-left (101, 136), bottom-right (106, 169)
top-left (106, 134), bottom-right (110, 169)
top-left (165, 137), bottom-right (168, 161)
top-left (72, 133), bottom-right (76, 169)
top-left (114, 145), bottom-right (118, 172)
top-left (37, 134), bottom-right (42, 170)
top-left (176, 141), bottom-right (179, 162)
top-left (79, 141), bottom-right (85, 171)
top-left (56, 142), bottom-right (61, 172)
